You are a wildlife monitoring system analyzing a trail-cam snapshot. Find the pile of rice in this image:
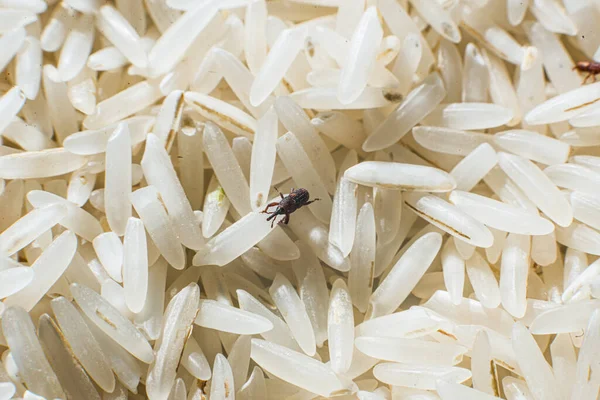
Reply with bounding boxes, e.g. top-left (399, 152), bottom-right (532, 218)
top-left (0, 0), bottom-right (599, 399)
